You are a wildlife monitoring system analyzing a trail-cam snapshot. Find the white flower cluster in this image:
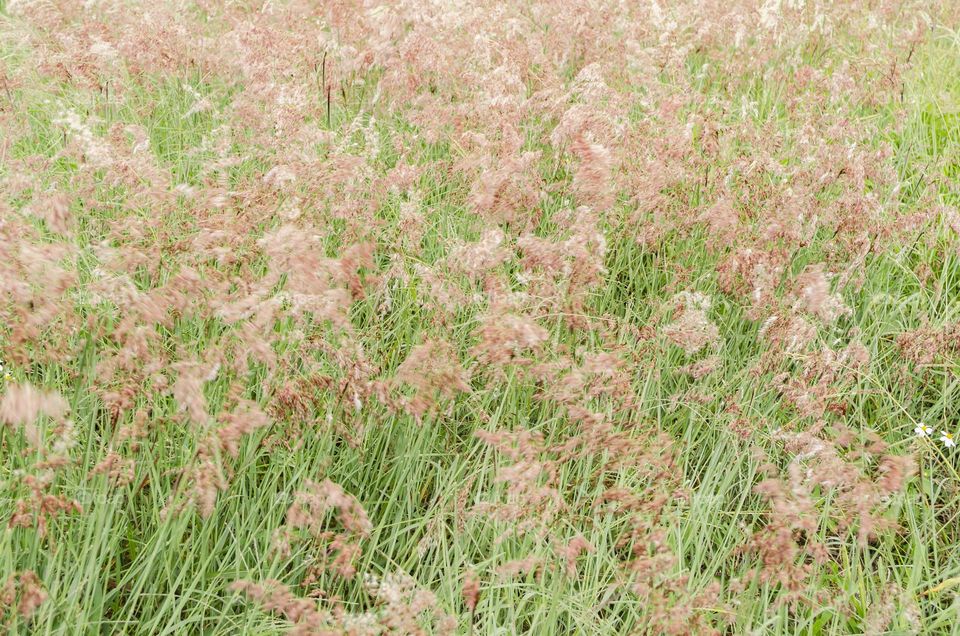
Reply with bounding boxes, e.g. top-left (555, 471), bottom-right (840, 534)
top-left (915, 422), bottom-right (955, 448)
